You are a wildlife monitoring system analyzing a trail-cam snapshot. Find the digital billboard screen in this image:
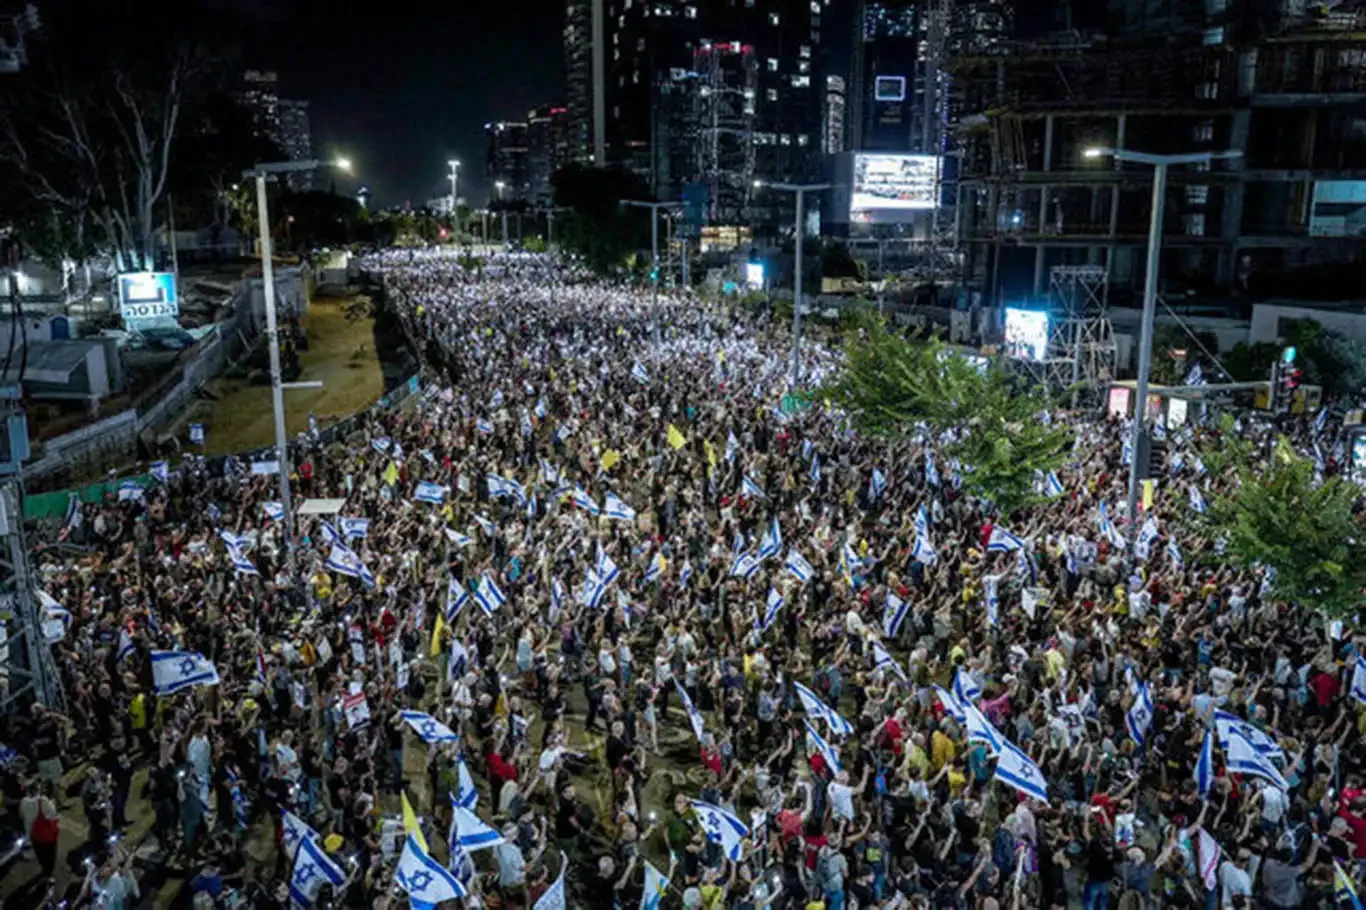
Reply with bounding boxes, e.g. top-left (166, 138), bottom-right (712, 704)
top-left (874, 76), bottom-right (906, 102)
top-left (1003, 308), bottom-right (1050, 362)
top-left (117, 272), bottom-right (179, 326)
top-left (1309, 180), bottom-right (1366, 238)
top-left (850, 154), bottom-right (939, 214)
